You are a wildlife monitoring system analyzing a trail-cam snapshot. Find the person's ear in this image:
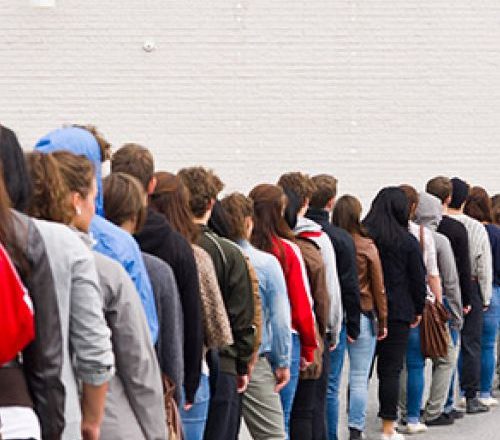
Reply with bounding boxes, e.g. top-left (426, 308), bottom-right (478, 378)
top-left (207, 198), bottom-right (216, 212)
top-left (71, 192), bottom-right (82, 216)
top-left (147, 176), bottom-right (157, 195)
top-left (325, 197), bottom-right (335, 211)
